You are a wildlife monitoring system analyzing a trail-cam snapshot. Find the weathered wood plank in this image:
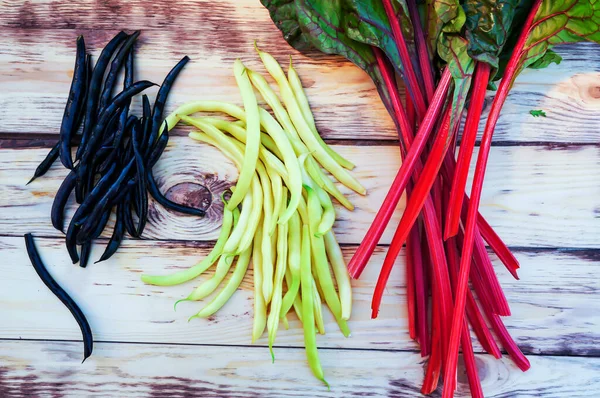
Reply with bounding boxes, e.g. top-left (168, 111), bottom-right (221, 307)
top-left (0, 25), bottom-right (598, 142)
top-left (2, 140), bottom-right (599, 248)
top-left (0, 339), bottom-right (598, 398)
top-left (2, 235), bottom-right (599, 355)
